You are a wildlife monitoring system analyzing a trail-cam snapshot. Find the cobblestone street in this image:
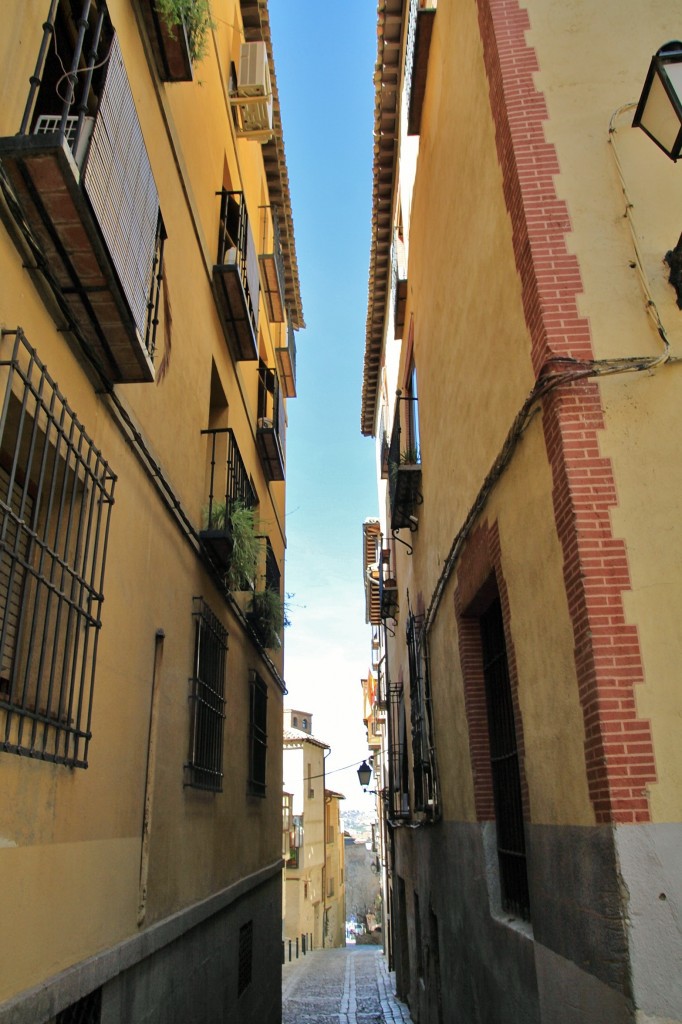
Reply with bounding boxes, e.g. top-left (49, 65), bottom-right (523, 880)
top-left (282, 946), bottom-right (413, 1024)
